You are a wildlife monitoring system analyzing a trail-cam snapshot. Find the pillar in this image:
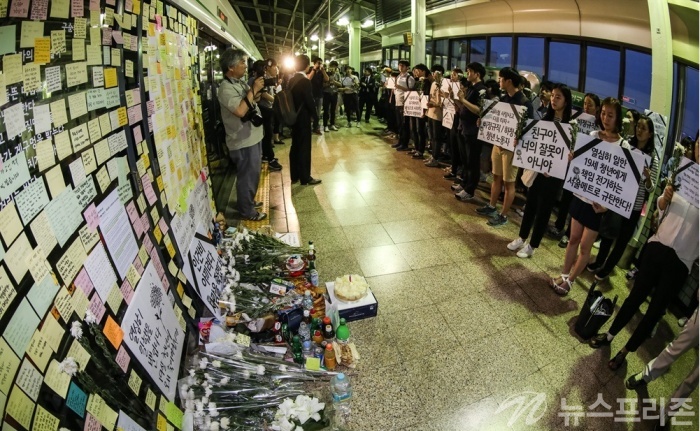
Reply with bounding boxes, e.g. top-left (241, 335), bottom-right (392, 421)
top-left (410, 0), bottom-right (426, 65)
top-left (318, 23), bottom-right (325, 61)
top-left (348, 21), bottom-right (361, 72)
